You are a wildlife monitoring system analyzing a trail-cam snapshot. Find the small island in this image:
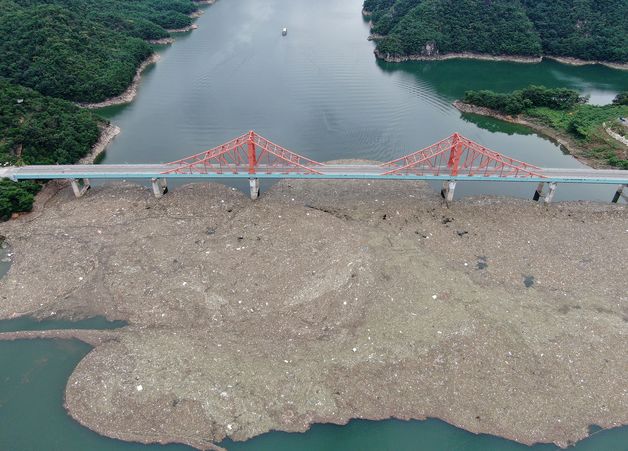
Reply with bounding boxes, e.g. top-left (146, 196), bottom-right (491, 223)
top-left (364, 0), bottom-right (628, 69)
top-left (454, 86), bottom-right (628, 170)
